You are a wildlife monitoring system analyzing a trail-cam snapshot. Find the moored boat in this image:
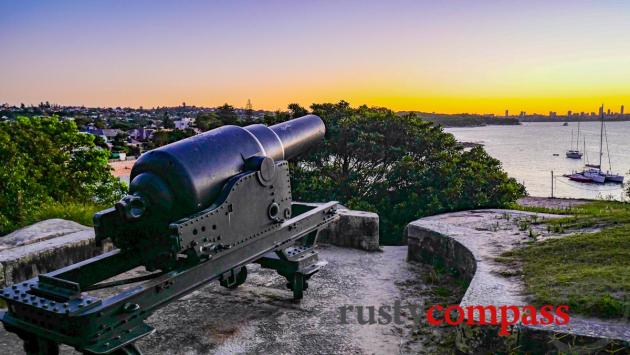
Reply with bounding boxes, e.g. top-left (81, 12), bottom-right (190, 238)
top-left (601, 171), bottom-right (624, 183)
top-left (565, 123), bottom-right (582, 159)
top-left (566, 150), bottom-right (583, 159)
top-left (566, 172), bottom-right (593, 183)
top-left (582, 168), bottom-right (606, 183)
top-left (564, 105), bottom-right (625, 184)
